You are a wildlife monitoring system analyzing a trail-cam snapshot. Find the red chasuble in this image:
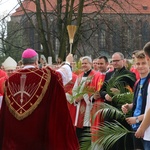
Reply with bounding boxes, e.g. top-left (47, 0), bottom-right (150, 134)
top-left (91, 73), bottom-right (105, 142)
top-left (75, 70), bottom-right (102, 128)
top-left (0, 67), bottom-right (79, 150)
